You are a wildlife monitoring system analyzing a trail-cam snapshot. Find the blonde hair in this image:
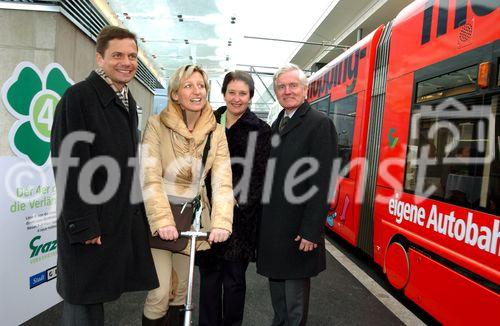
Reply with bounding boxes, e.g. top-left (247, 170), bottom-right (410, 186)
top-left (168, 64), bottom-right (210, 102)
